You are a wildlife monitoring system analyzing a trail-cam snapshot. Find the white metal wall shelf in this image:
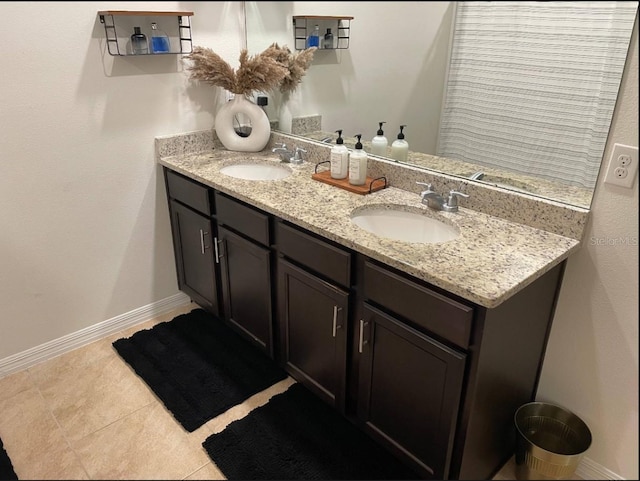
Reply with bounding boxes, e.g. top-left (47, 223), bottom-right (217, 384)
top-left (293, 16), bottom-right (353, 51)
top-left (98, 10), bottom-right (194, 57)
